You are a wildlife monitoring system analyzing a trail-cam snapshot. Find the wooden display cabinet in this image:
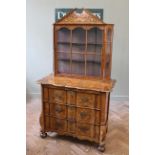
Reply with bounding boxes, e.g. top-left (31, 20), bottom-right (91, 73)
top-left (54, 9), bottom-right (113, 80)
top-left (38, 9), bottom-right (115, 152)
